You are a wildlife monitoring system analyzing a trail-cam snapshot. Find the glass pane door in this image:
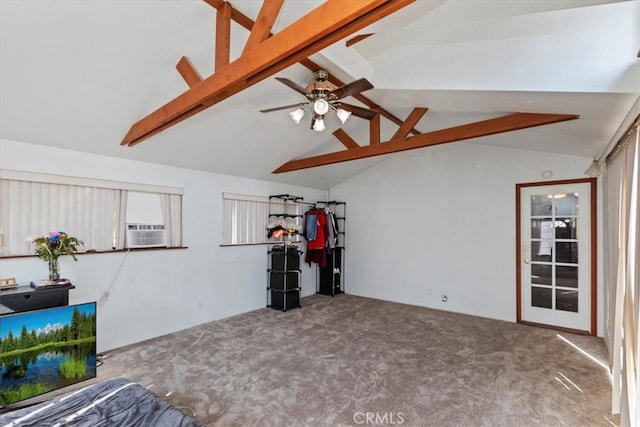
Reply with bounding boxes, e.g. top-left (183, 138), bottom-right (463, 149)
top-left (520, 183), bottom-right (591, 332)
